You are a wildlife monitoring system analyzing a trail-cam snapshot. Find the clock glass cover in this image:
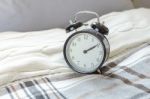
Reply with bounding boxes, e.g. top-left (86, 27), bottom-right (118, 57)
top-left (64, 32), bottom-right (105, 73)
